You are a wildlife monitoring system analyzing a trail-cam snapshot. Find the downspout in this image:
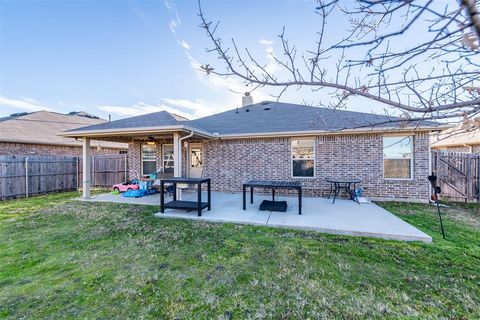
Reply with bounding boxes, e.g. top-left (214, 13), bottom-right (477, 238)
top-left (178, 131), bottom-right (194, 176)
top-left (463, 143), bottom-right (473, 153)
top-left (175, 131), bottom-right (194, 200)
